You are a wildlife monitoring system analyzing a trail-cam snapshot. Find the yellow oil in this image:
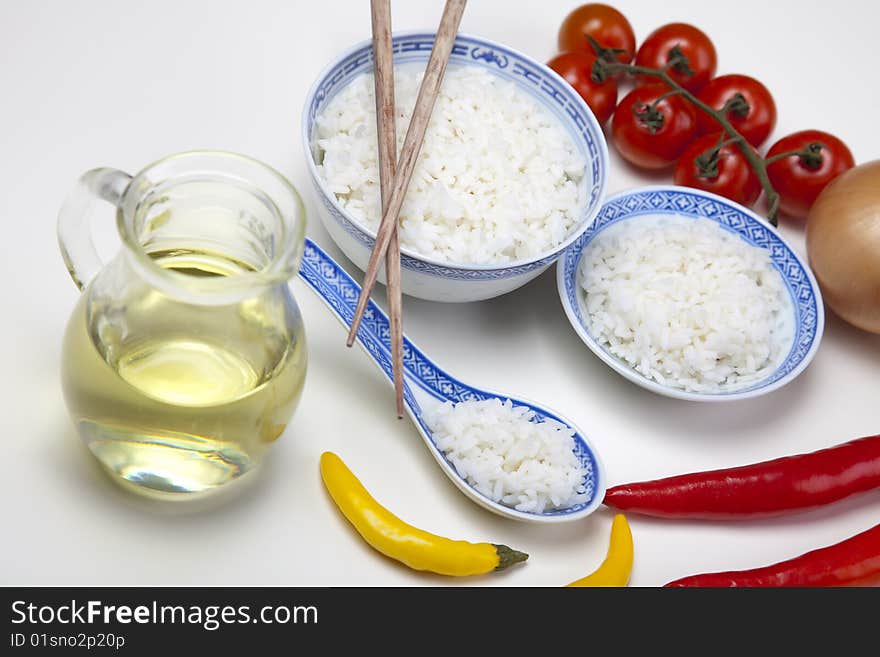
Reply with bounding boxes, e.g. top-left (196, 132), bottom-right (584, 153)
top-left (61, 251), bottom-right (307, 499)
